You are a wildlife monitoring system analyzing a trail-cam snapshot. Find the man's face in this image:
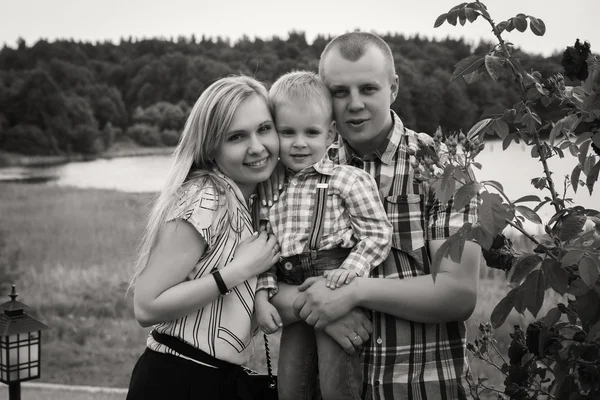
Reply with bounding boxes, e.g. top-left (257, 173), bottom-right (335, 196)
top-left (321, 45), bottom-right (398, 155)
